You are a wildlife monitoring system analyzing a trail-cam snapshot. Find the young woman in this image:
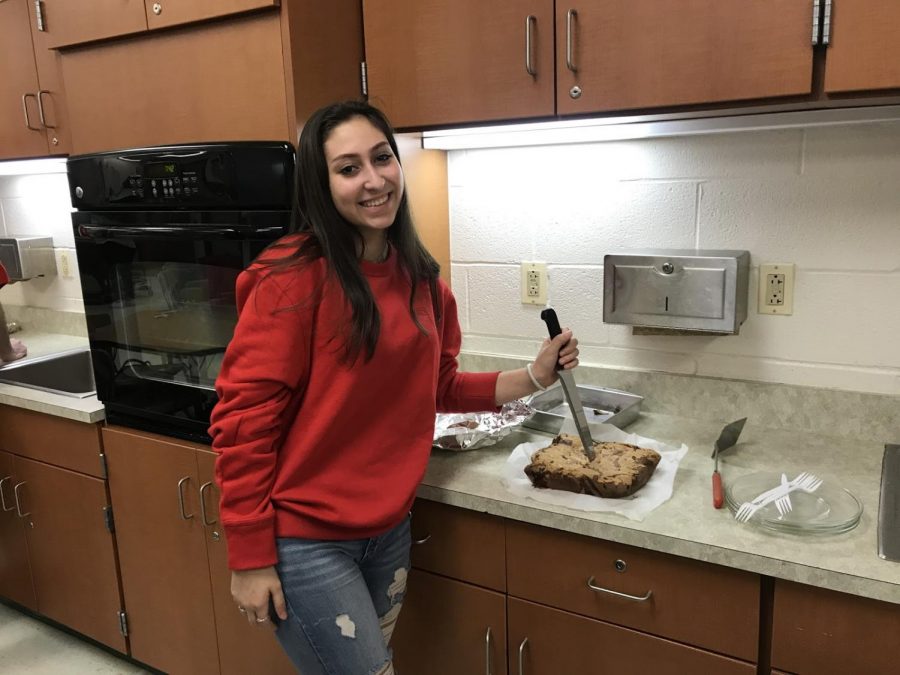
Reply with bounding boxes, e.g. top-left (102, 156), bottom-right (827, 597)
top-left (209, 100), bottom-right (579, 674)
